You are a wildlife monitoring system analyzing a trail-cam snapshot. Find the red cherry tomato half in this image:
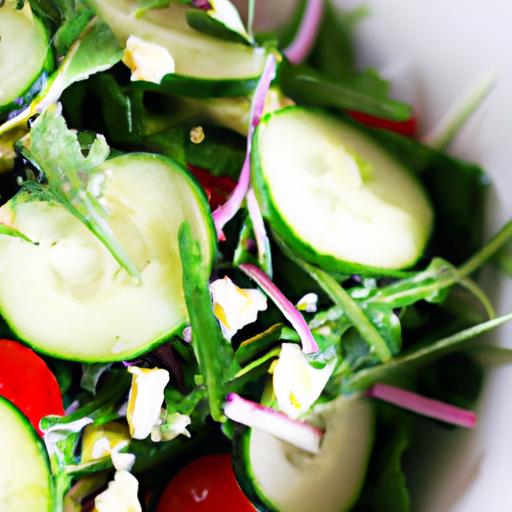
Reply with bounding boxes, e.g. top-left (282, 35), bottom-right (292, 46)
top-left (189, 165), bottom-right (236, 211)
top-left (0, 339), bottom-right (64, 435)
top-left (347, 110), bottom-right (417, 137)
top-left (156, 454), bottom-right (254, 512)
